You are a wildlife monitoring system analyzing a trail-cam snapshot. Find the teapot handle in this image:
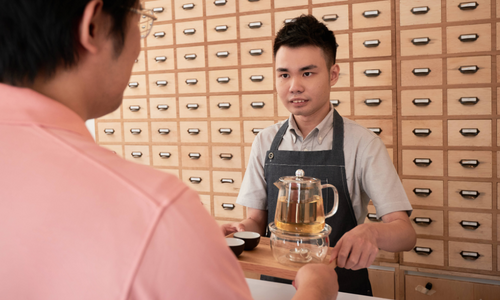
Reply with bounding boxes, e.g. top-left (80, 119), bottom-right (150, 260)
top-left (321, 184), bottom-right (339, 219)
